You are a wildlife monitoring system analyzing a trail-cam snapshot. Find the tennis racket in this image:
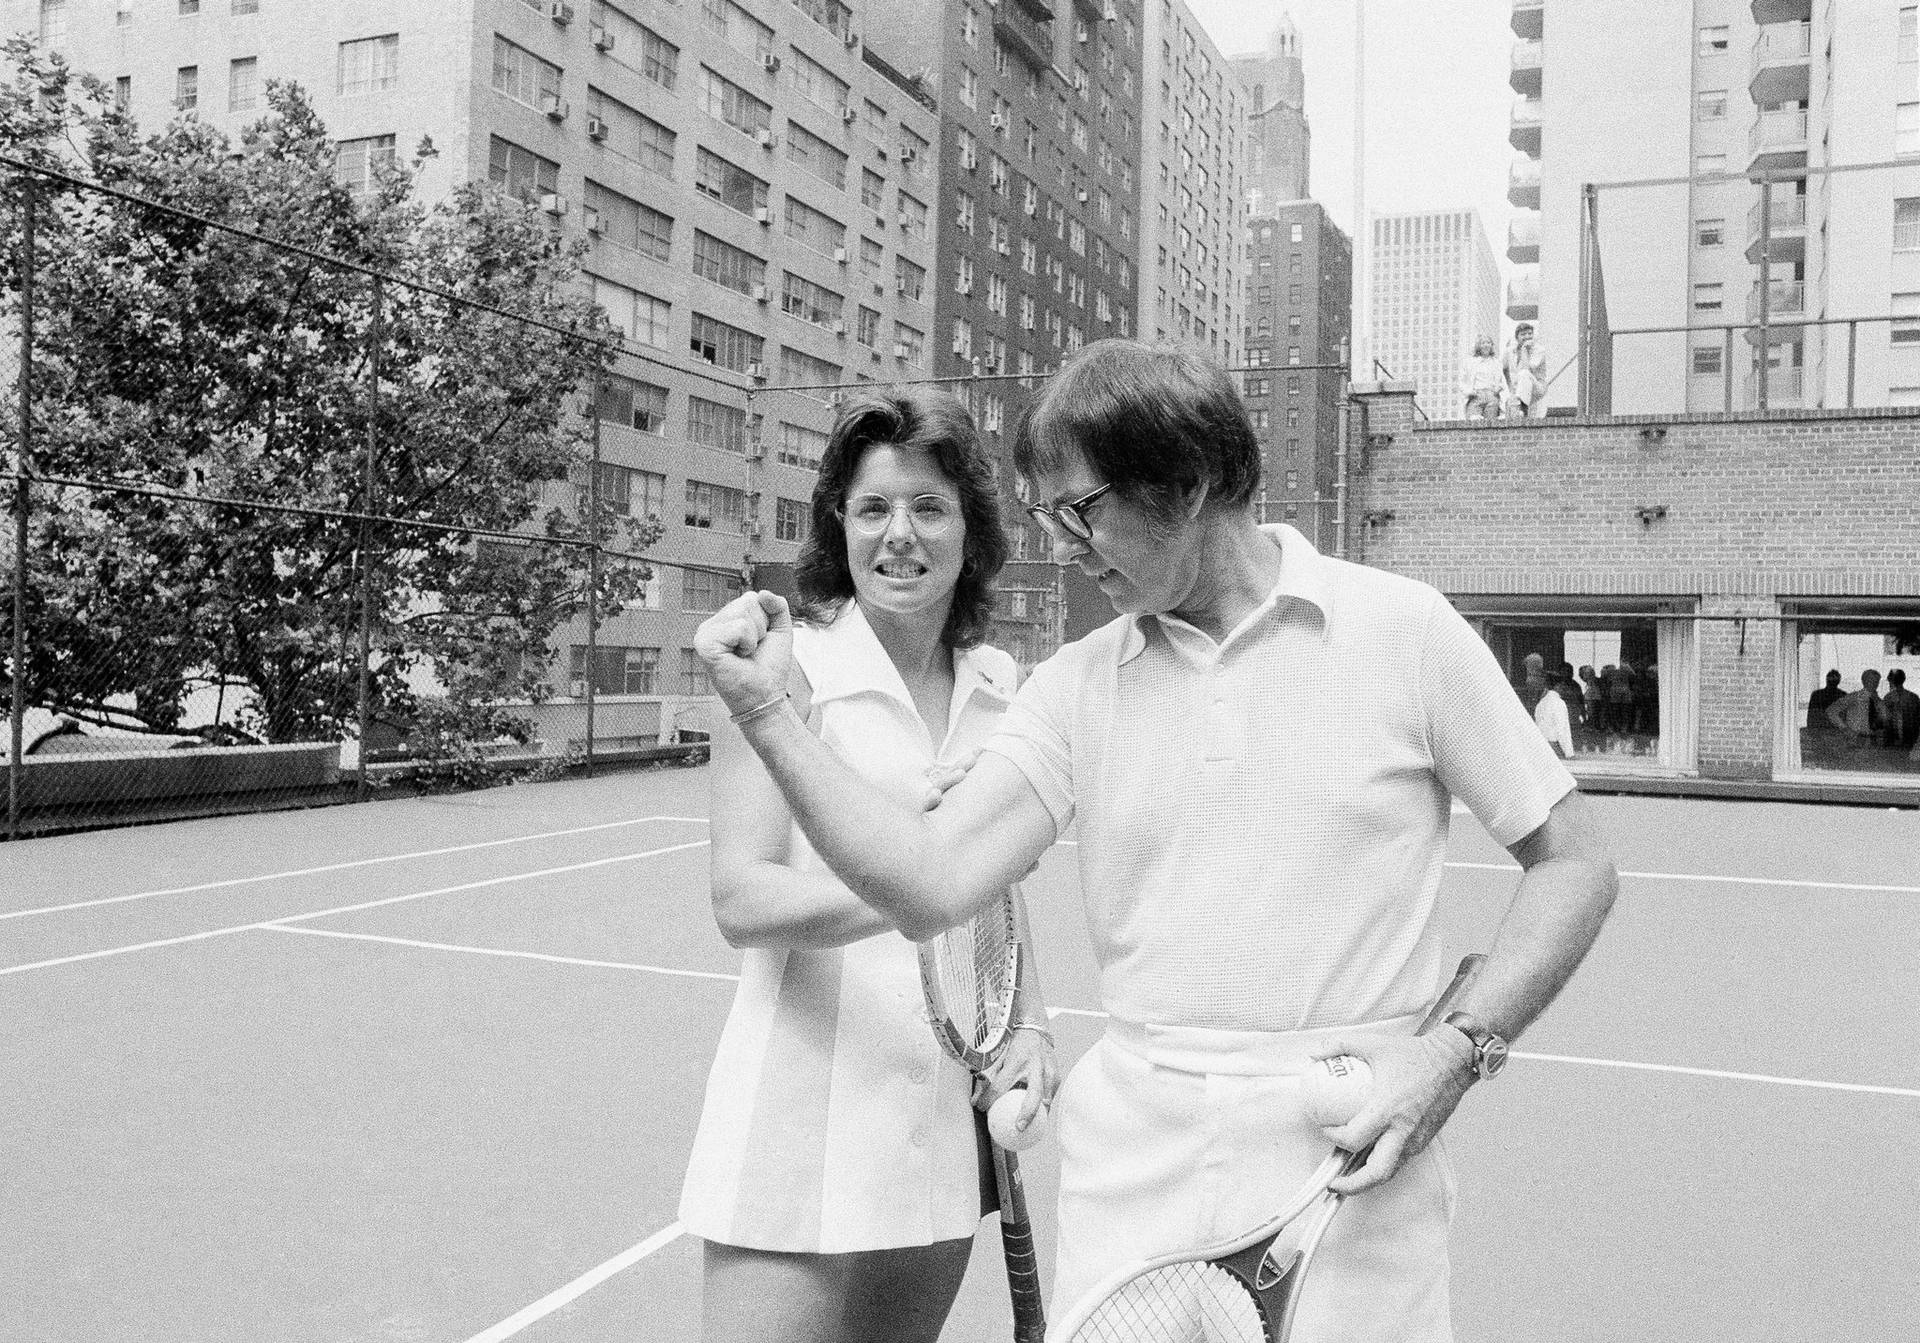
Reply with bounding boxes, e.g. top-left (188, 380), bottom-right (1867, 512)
top-left (918, 886), bottom-right (1047, 1343)
top-left (1050, 953), bottom-right (1487, 1343)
